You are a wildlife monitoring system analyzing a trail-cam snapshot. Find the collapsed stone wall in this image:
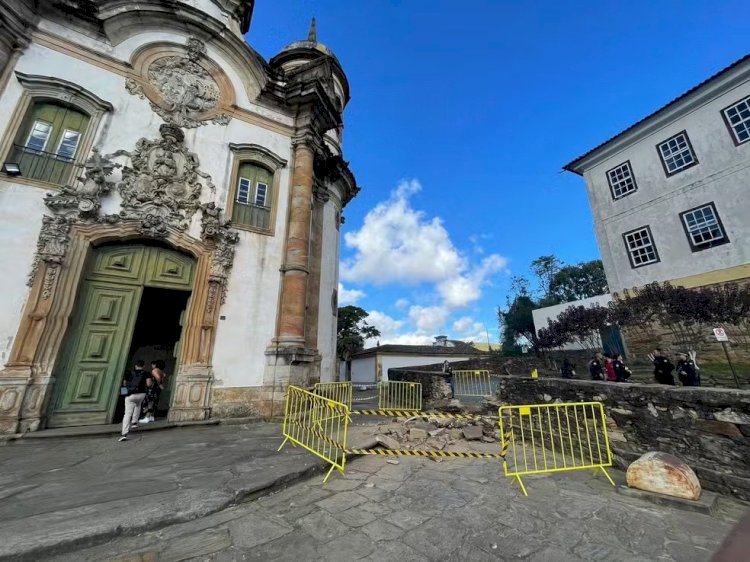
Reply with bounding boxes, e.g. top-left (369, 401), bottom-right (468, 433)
top-left (389, 367), bottom-right (750, 500)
